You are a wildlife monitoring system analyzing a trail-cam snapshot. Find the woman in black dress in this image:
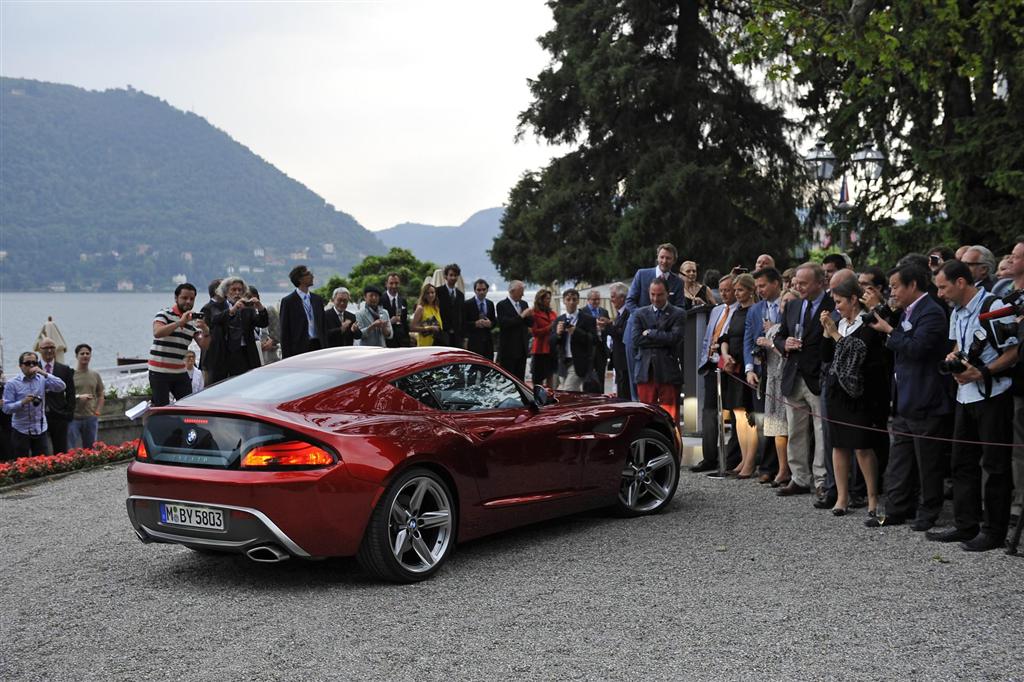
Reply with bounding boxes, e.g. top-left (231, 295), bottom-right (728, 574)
top-left (819, 276), bottom-right (889, 517)
top-left (719, 274), bottom-right (758, 477)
